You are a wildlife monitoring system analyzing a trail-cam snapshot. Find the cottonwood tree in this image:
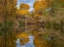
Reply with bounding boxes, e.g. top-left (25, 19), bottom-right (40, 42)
top-left (0, 0), bottom-right (17, 47)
